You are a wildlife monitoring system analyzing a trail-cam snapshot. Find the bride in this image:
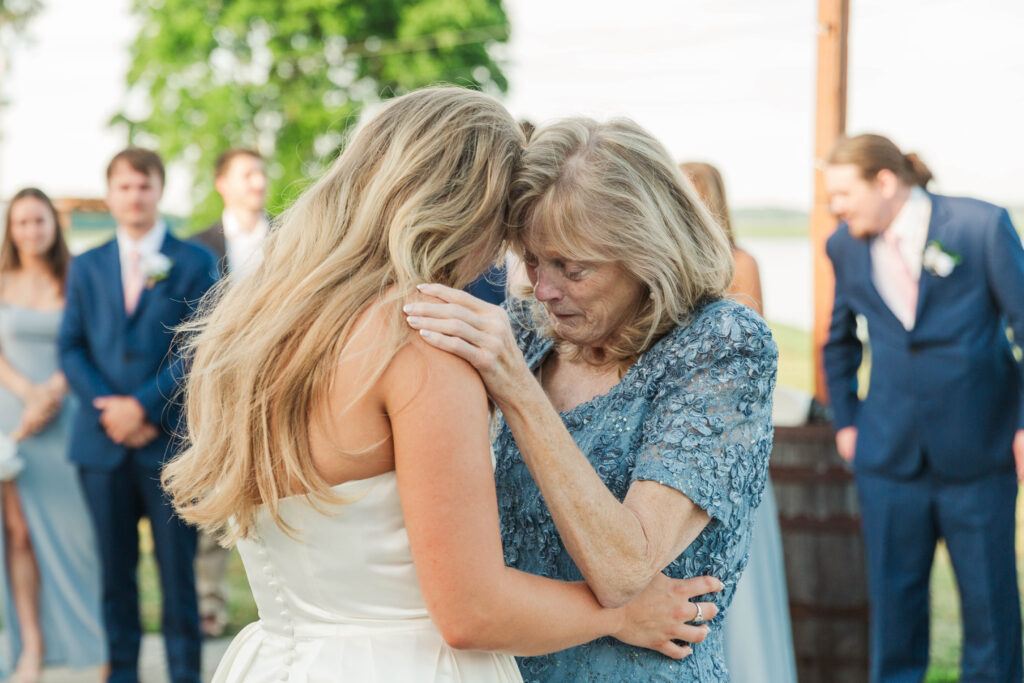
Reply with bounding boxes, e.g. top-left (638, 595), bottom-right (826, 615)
top-left (162, 87), bottom-right (718, 681)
